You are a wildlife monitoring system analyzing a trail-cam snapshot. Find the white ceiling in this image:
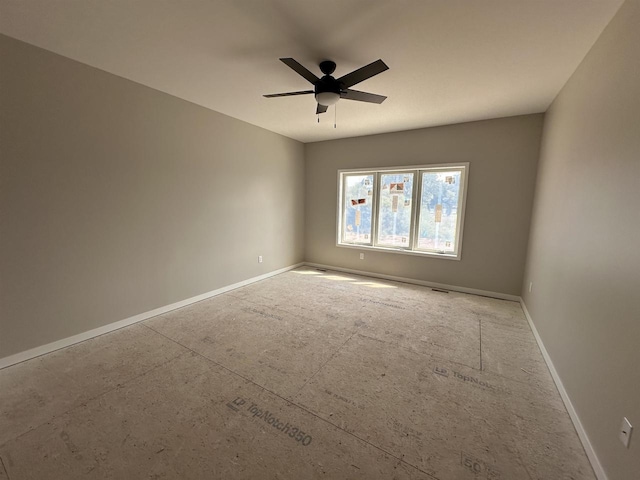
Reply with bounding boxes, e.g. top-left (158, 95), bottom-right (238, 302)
top-left (0, 0), bottom-right (624, 143)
